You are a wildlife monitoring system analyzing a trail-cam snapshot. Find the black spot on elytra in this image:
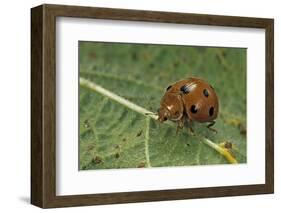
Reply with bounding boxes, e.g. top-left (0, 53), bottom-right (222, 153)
top-left (190, 105), bottom-right (198, 113)
top-left (180, 85), bottom-right (190, 94)
top-left (203, 89), bottom-right (209, 97)
top-left (209, 107), bottom-right (214, 116)
top-left (166, 85), bottom-right (172, 91)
